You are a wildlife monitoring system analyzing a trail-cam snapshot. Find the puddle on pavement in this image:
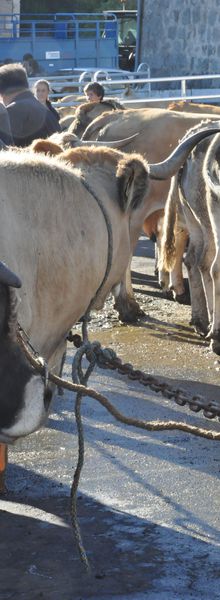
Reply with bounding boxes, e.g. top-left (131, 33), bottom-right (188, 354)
top-left (80, 235), bottom-right (220, 391)
top-left (87, 317), bottom-right (220, 388)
